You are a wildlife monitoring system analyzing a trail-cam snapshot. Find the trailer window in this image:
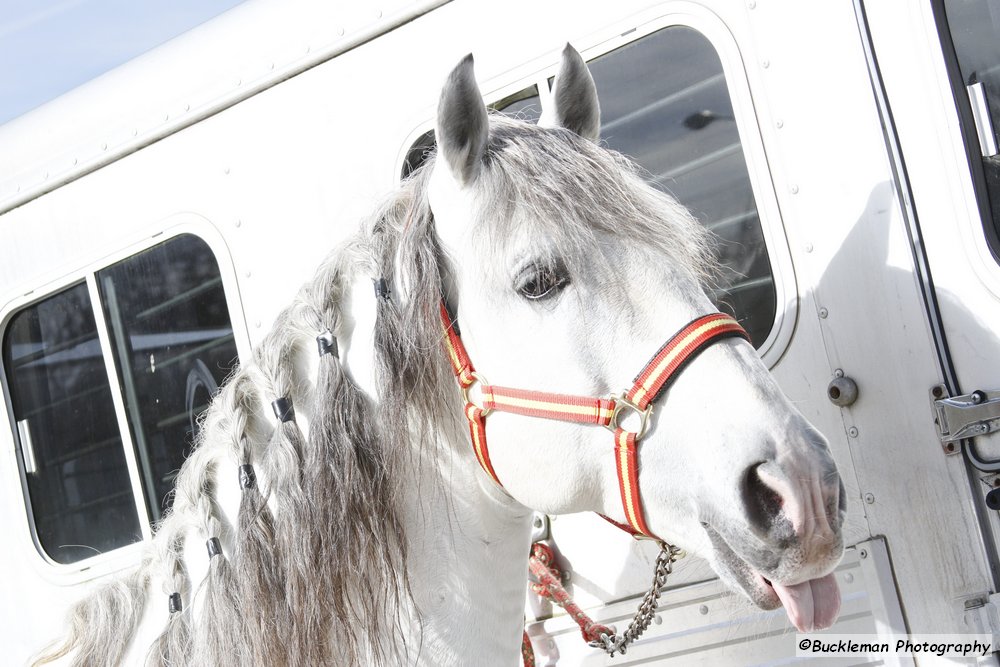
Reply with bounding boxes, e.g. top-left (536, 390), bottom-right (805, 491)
top-left (98, 235), bottom-right (239, 521)
top-left (587, 27), bottom-right (775, 346)
top-left (2, 234), bottom-right (238, 564)
top-left (3, 283), bottom-right (142, 564)
top-left (941, 0), bottom-right (1000, 260)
